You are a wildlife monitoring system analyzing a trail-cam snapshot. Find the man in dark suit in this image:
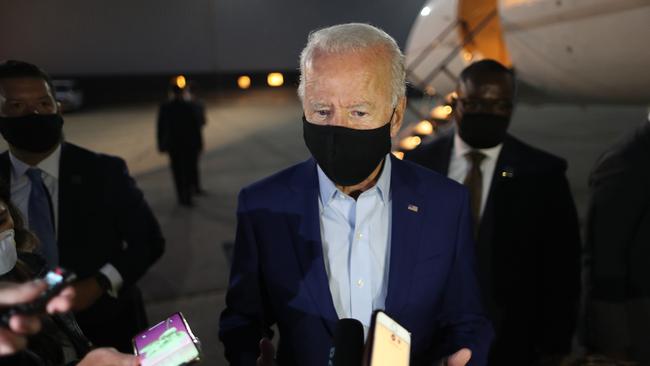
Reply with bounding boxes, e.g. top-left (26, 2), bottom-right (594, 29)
top-left (585, 119), bottom-right (650, 364)
top-left (405, 60), bottom-right (581, 365)
top-left (0, 60), bottom-right (165, 352)
top-left (219, 23), bottom-right (492, 366)
top-left (157, 83), bottom-right (205, 207)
